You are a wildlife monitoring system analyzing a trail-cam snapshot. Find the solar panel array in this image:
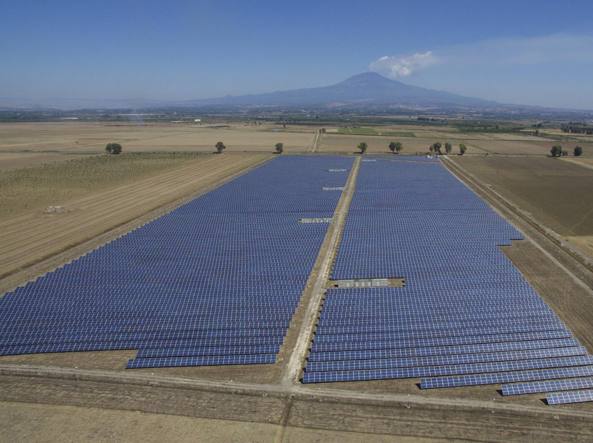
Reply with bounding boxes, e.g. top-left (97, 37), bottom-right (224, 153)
top-left (302, 156), bottom-right (593, 404)
top-left (0, 155), bottom-right (353, 368)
